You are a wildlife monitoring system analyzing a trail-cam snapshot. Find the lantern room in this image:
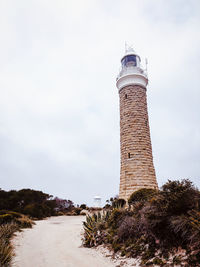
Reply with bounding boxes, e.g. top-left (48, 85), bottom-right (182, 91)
top-left (116, 47), bottom-right (148, 91)
top-left (121, 50), bottom-right (141, 68)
